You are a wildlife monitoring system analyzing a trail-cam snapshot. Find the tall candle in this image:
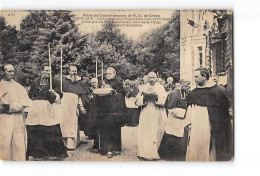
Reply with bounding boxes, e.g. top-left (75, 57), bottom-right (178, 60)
top-left (48, 44), bottom-right (52, 90)
top-left (96, 58), bottom-right (98, 79)
top-left (60, 47), bottom-right (63, 92)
